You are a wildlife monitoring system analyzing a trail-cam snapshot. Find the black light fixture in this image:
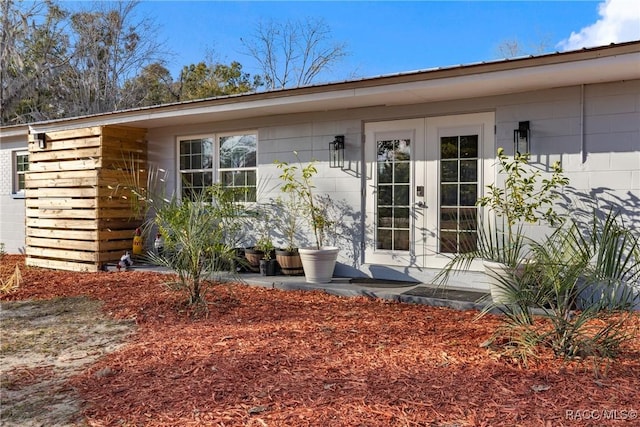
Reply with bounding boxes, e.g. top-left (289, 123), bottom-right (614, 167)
top-left (329, 135), bottom-right (345, 168)
top-left (36, 132), bottom-right (47, 149)
top-left (513, 121), bottom-right (530, 155)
